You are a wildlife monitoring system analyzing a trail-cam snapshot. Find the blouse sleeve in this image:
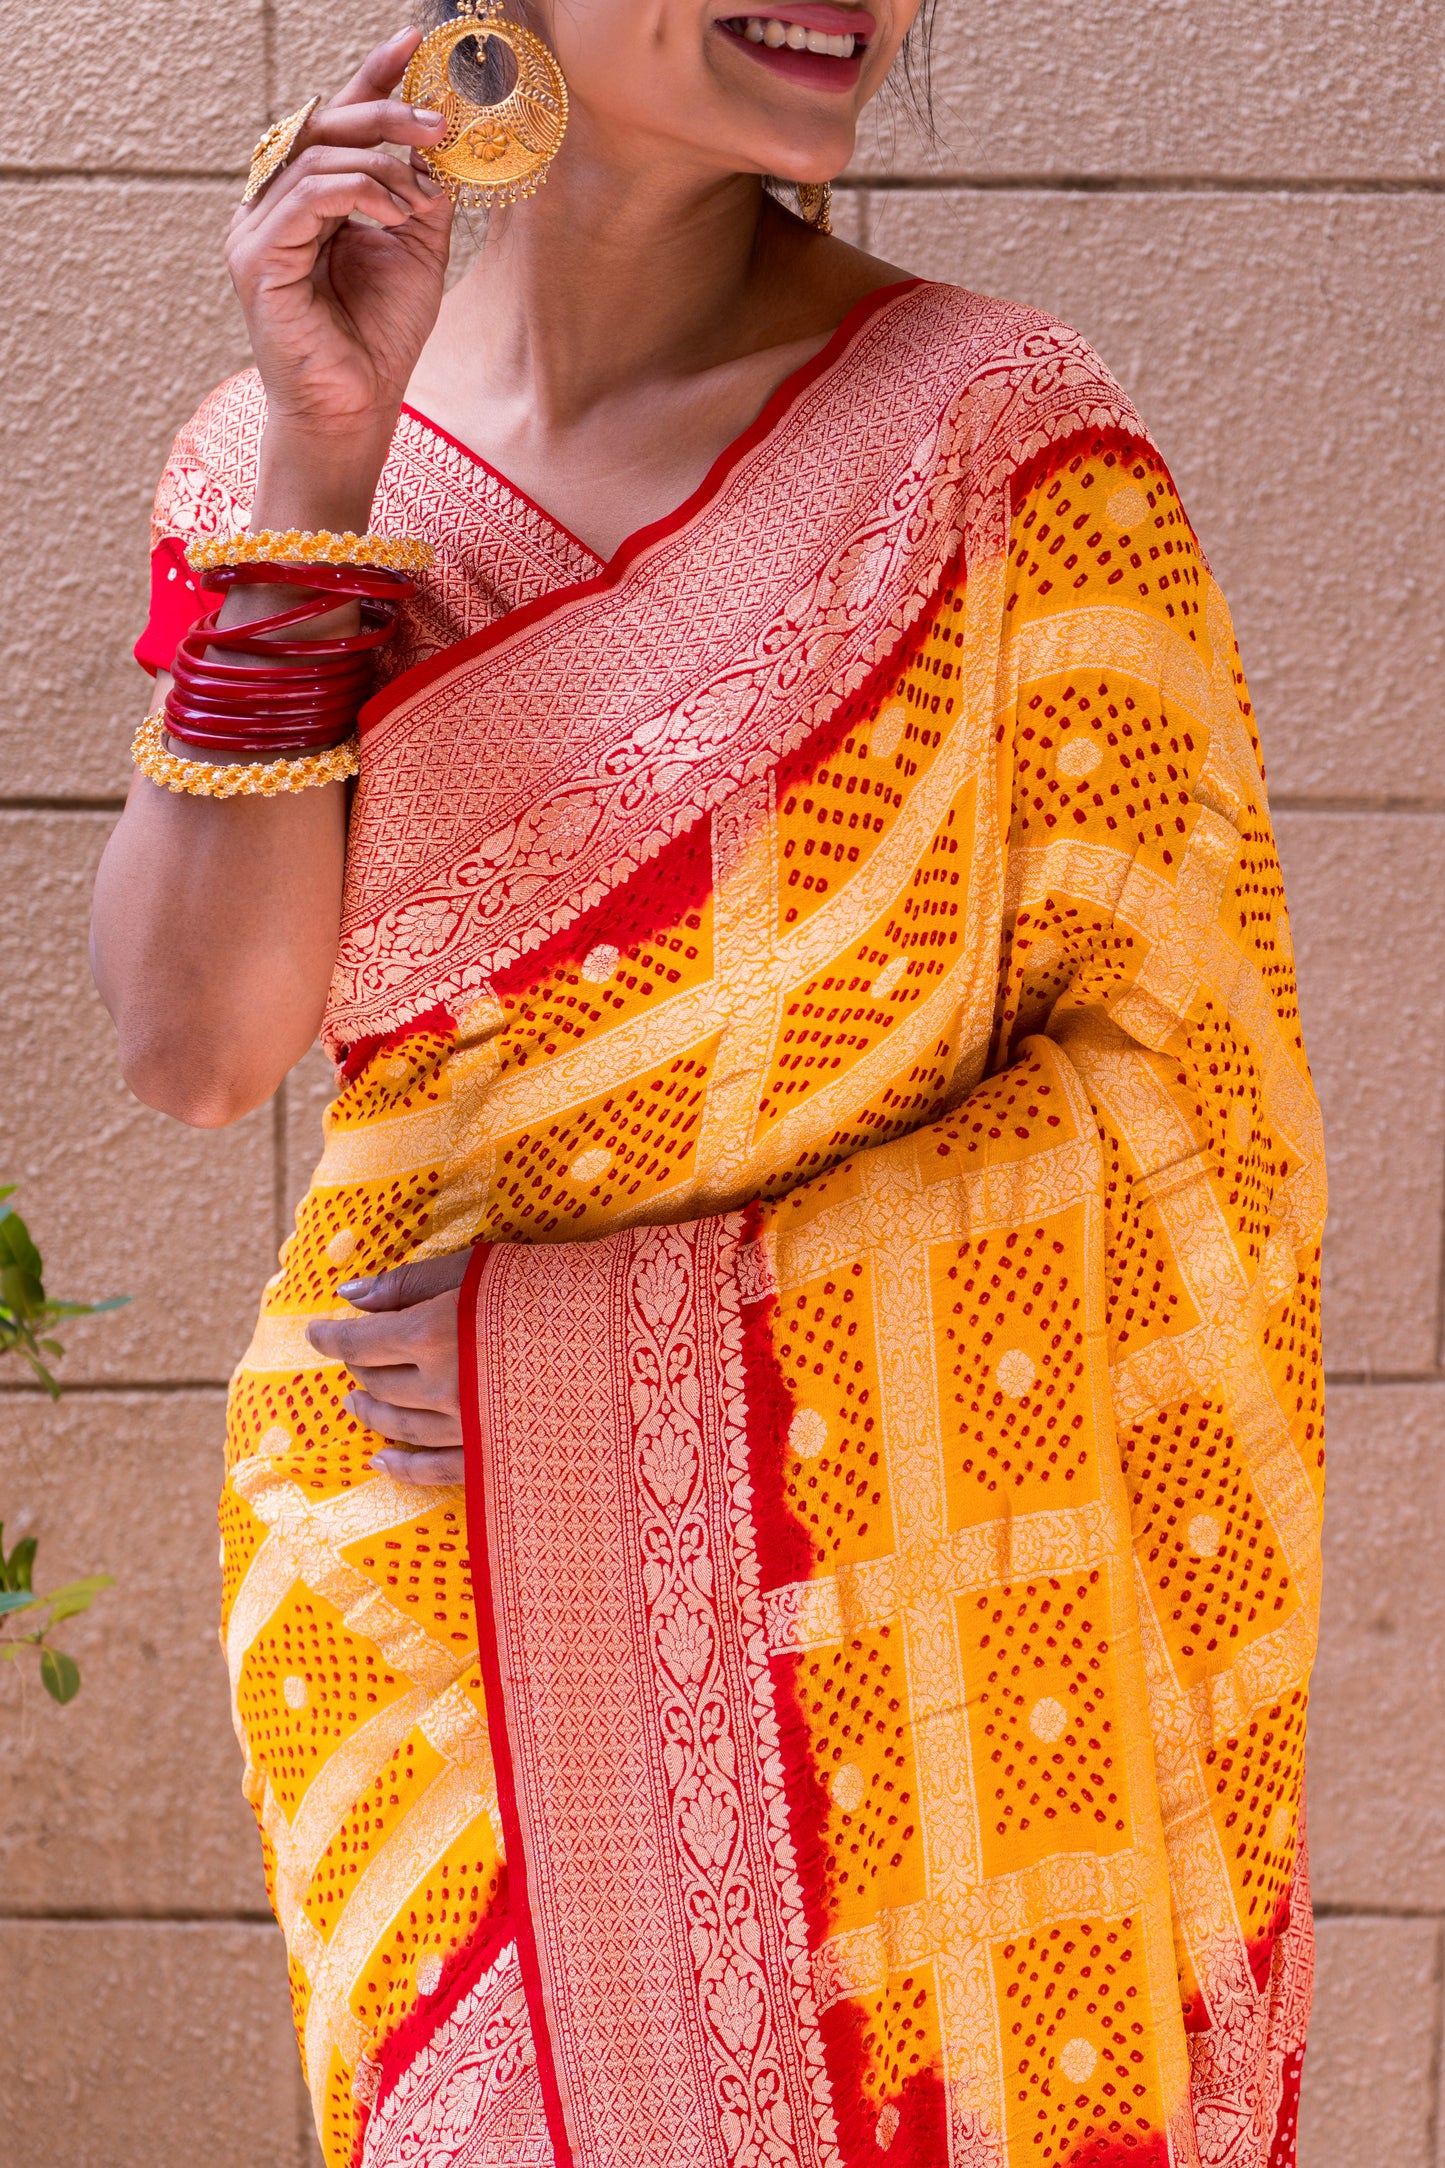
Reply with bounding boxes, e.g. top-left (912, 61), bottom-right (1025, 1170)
top-left (133, 370), bottom-right (263, 676)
